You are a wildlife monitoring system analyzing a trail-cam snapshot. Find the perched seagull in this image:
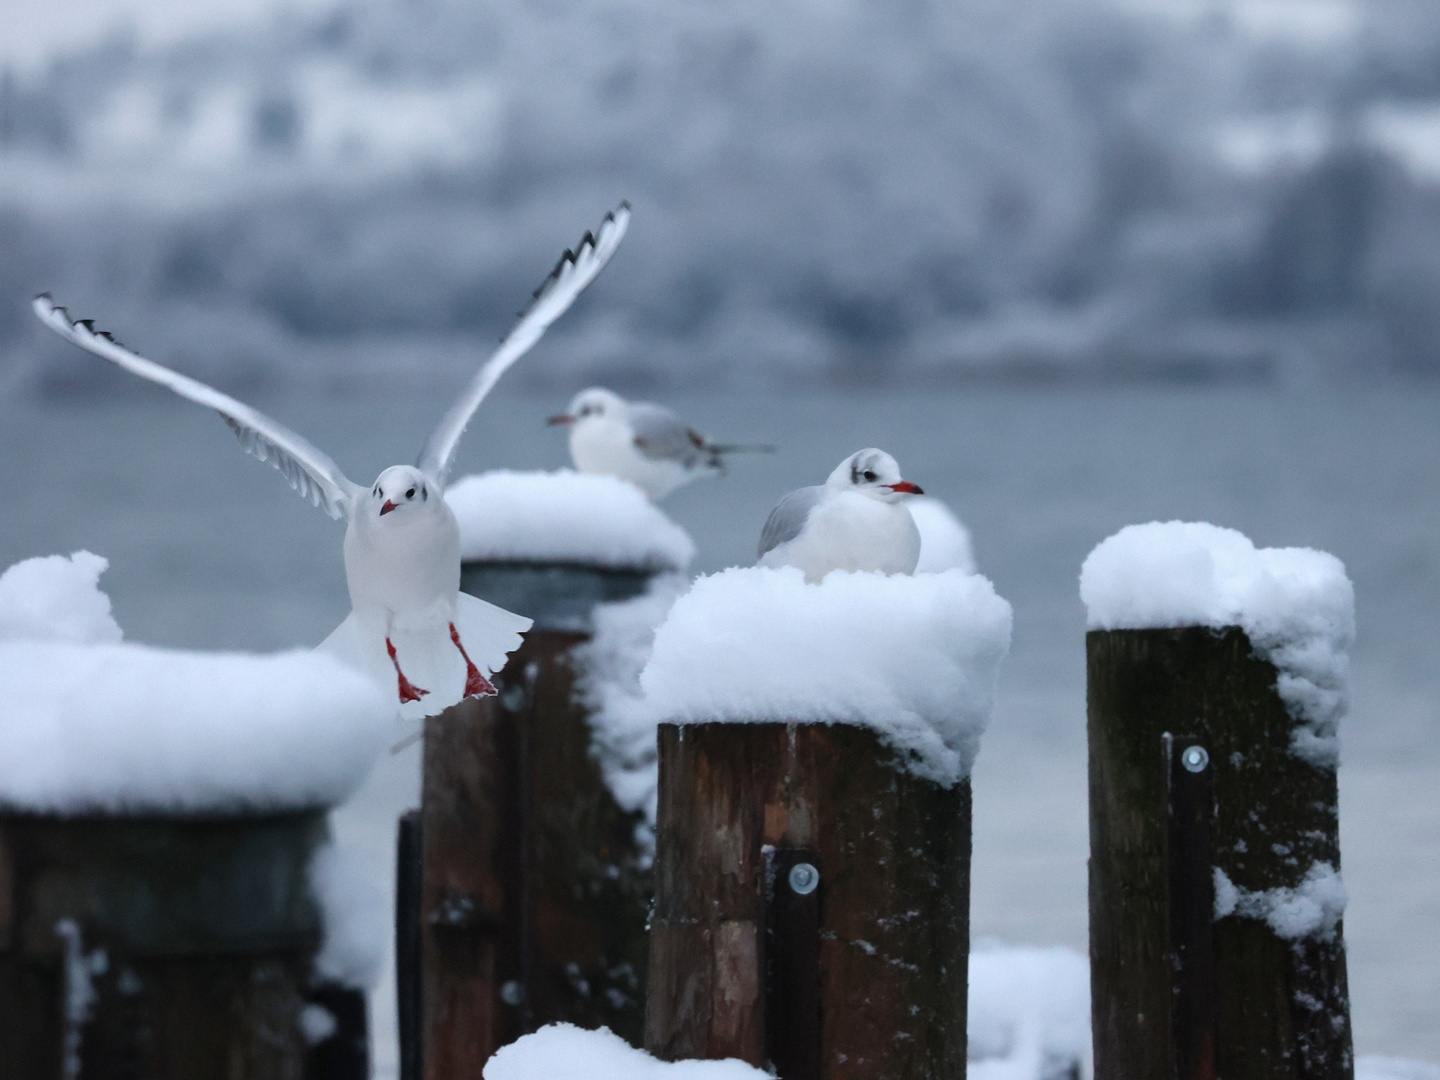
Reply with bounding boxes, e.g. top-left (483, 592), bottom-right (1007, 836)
top-left (547, 386), bottom-right (773, 501)
top-left (33, 204), bottom-right (630, 713)
top-left (756, 448), bottom-right (924, 582)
